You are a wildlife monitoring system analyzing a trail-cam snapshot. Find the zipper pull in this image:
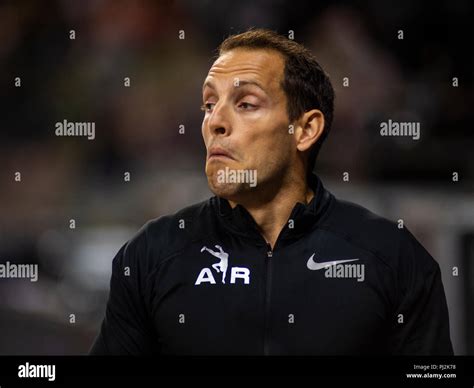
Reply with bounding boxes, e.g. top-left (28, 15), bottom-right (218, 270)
top-left (266, 243), bottom-right (273, 258)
